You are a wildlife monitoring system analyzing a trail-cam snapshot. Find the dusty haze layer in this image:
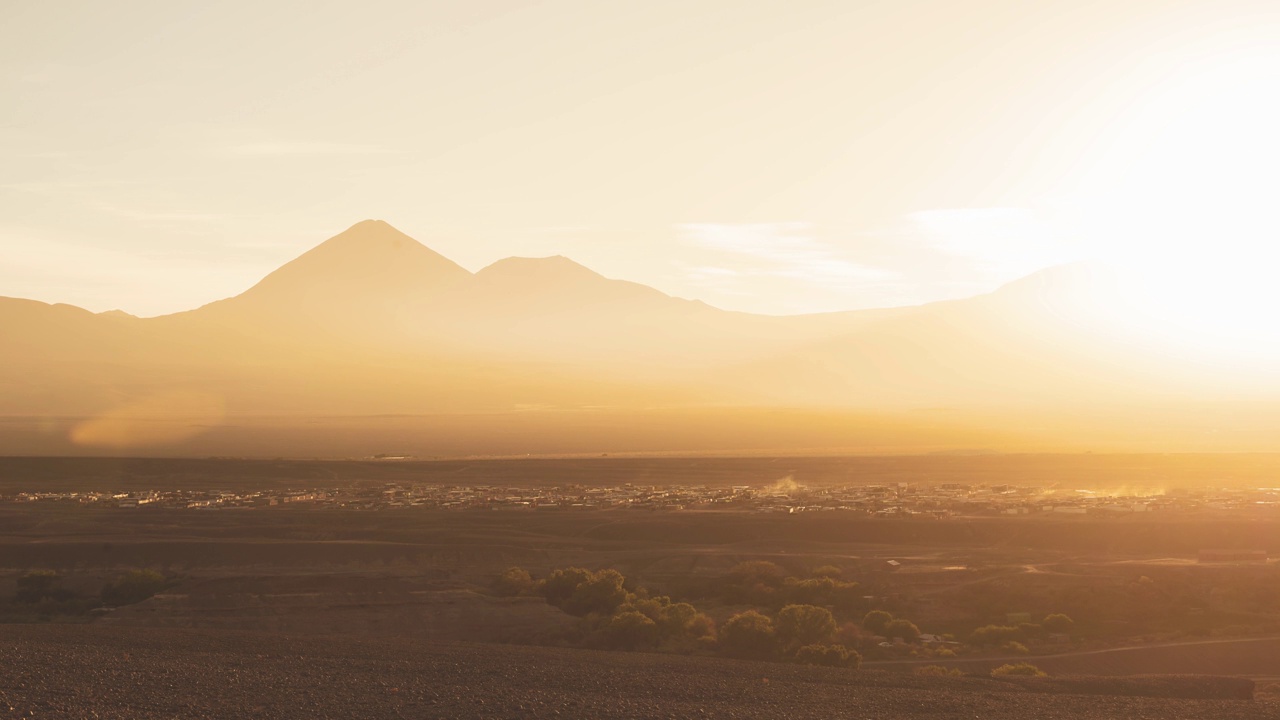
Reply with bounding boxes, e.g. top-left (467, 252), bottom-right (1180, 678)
top-left (3, 220), bottom-right (1279, 457)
